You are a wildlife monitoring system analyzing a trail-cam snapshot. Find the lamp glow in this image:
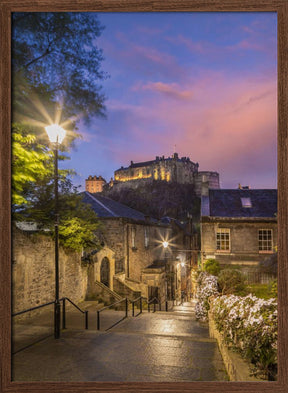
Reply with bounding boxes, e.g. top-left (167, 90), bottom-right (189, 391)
top-left (163, 241), bottom-right (169, 248)
top-left (45, 124), bottom-right (66, 144)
